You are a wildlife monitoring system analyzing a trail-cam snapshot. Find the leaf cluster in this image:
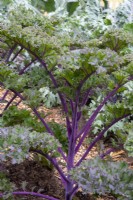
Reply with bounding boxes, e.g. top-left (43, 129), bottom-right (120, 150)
top-left (0, 125), bottom-right (61, 164)
top-left (70, 157), bottom-right (133, 199)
